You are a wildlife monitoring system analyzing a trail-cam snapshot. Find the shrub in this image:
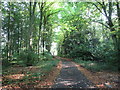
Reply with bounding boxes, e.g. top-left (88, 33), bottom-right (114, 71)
top-left (17, 50), bottom-right (39, 66)
top-left (41, 51), bottom-right (53, 61)
top-left (2, 59), bottom-right (10, 69)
